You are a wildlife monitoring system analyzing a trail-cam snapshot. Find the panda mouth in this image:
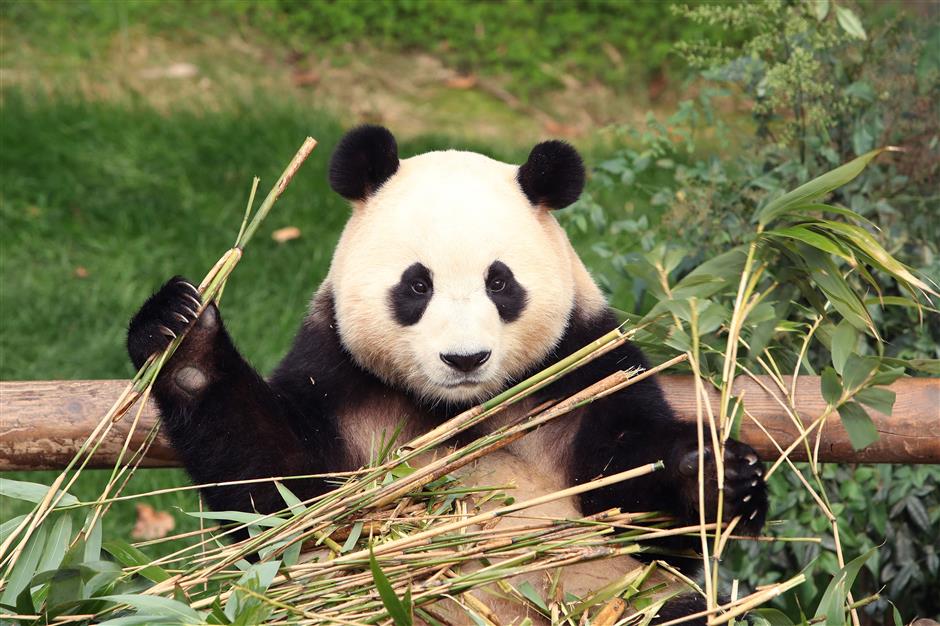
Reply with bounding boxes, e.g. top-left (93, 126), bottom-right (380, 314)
top-left (441, 379), bottom-right (483, 389)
